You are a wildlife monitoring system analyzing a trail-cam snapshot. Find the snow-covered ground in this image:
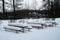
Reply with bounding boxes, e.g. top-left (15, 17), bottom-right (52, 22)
top-left (0, 18), bottom-right (60, 40)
